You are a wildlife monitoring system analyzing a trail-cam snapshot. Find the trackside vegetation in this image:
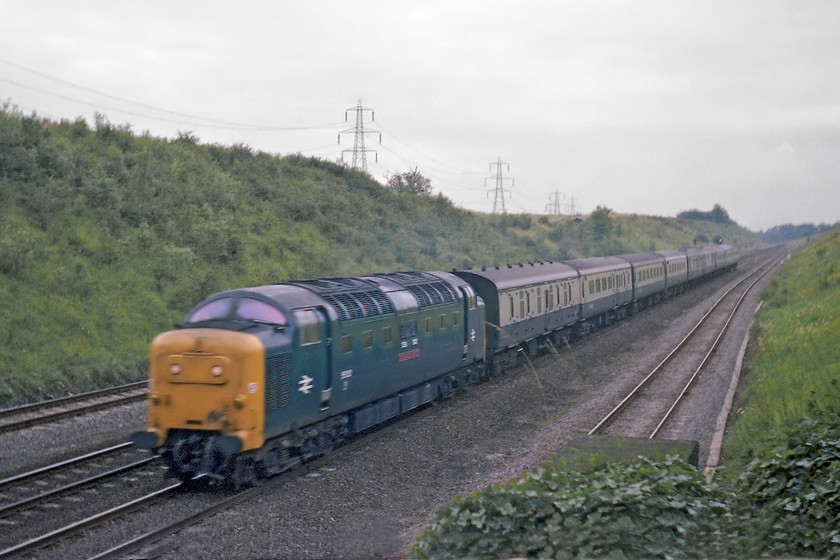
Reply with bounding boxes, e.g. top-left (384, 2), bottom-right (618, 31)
top-left (409, 456), bottom-right (748, 559)
top-left (410, 231), bottom-right (840, 559)
top-left (0, 107), bottom-right (758, 404)
top-left (728, 228), bottom-right (840, 453)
